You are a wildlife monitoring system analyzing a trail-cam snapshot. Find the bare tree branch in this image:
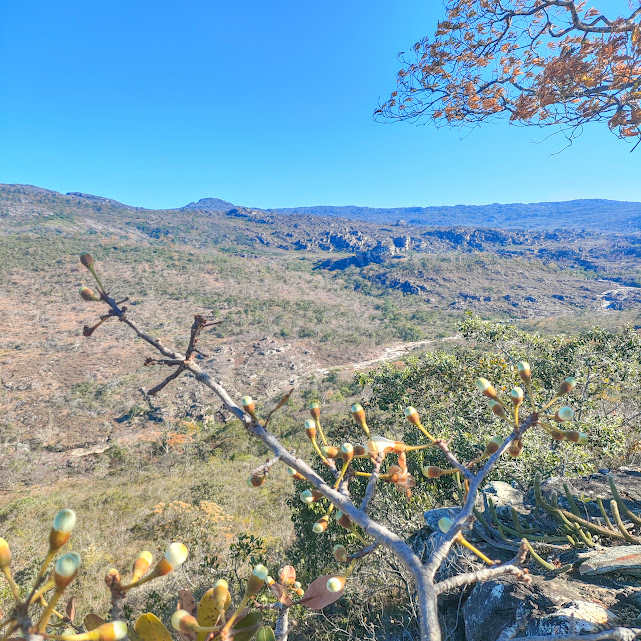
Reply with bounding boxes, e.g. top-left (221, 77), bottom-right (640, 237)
top-left (435, 540), bottom-right (529, 595)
